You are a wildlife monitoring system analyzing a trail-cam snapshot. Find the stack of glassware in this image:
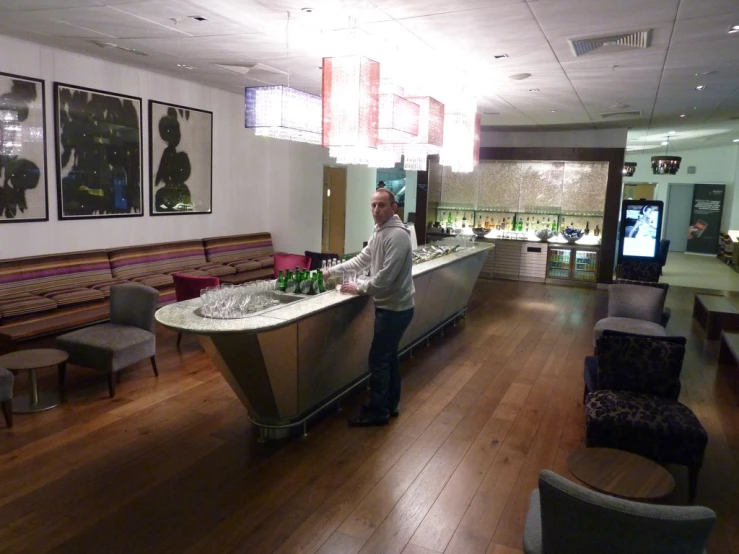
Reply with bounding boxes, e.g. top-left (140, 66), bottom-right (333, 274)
top-left (199, 281), bottom-right (280, 319)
